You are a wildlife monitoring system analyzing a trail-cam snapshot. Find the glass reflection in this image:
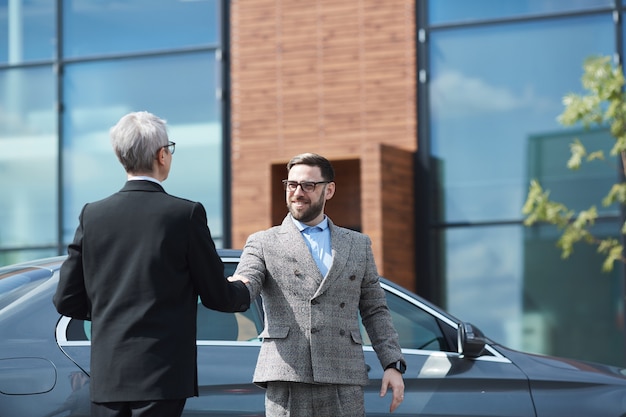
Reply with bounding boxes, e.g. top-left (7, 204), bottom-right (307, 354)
top-left (522, 221), bottom-right (624, 367)
top-left (429, 14), bottom-right (614, 223)
top-left (527, 128), bottom-right (618, 214)
top-left (444, 224), bottom-right (624, 367)
top-left (0, 0), bottom-right (56, 64)
top-left (62, 52), bottom-right (223, 245)
top-left (0, 67), bottom-right (57, 250)
top-left (429, 0), bottom-right (612, 25)
top-left (0, 249), bottom-right (58, 269)
top-left (63, 0), bottom-right (220, 58)
top-left (443, 225), bottom-right (524, 349)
